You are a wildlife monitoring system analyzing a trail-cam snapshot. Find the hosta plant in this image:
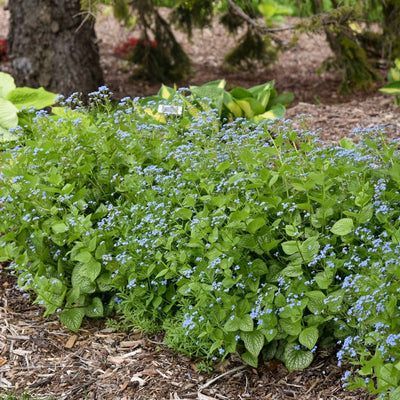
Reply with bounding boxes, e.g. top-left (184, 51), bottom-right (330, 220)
top-left (0, 72), bottom-right (58, 141)
top-left (142, 79), bottom-right (293, 122)
top-left (379, 58), bottom-right (400, 105)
